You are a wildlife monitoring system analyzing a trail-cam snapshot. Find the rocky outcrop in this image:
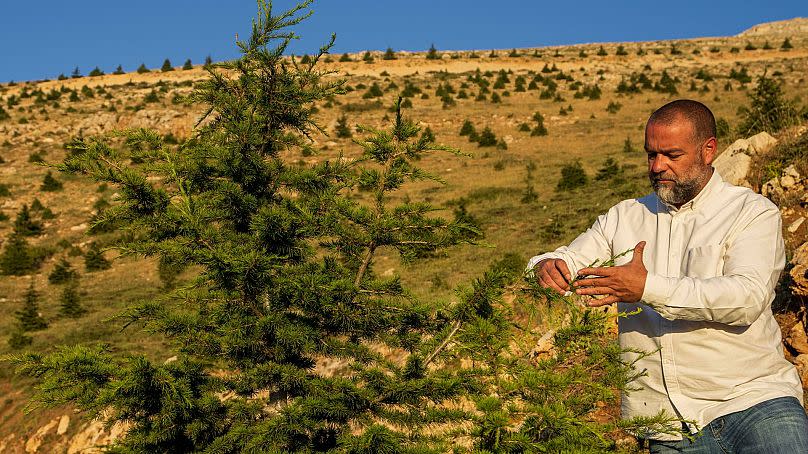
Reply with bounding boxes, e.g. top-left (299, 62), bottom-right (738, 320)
top-left (762, 164), bottom-right (805, 201)
top-left (123, 108), bottom-right (196, 138)
top-left (713, 132), bottom-right (777, 187)
top-left (74, 112), bottom-right (120, 137)
top-left (737, 17), bottom-right (808, 38)
top-left (0, 415), bottom-right (129, 453)
top-left (790, 242), bottom-right (808, 298)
